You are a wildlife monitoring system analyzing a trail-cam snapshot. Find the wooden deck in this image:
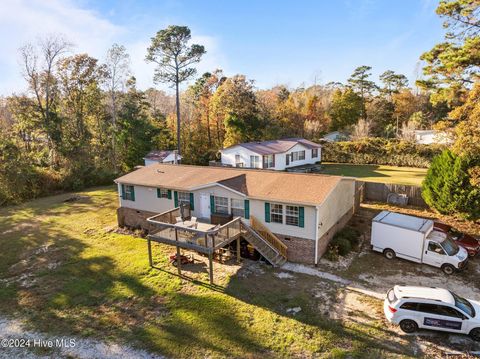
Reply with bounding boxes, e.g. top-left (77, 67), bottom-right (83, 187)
top-left (146, 207), bottom-right (242, 284)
